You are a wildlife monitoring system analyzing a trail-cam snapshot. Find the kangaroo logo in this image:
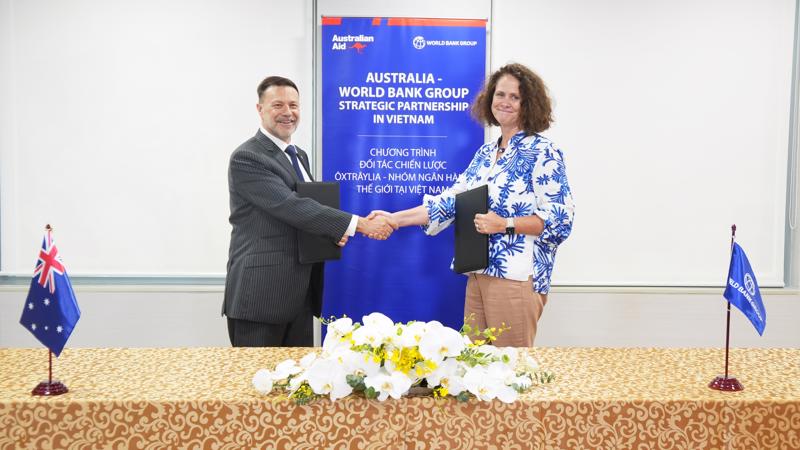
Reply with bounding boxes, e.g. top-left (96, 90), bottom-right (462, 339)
top-left (350, 42), bottom-right (367, 53)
